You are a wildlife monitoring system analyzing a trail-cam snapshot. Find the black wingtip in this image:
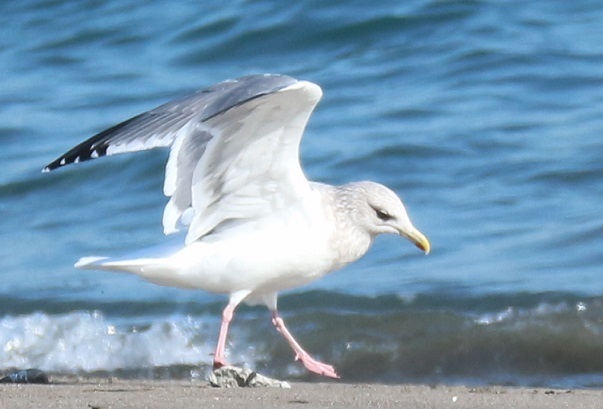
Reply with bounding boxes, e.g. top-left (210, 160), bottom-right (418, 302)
top-left (42, 153), bottom-right (79, 173)
top-left (42, 157), bottom-right (67, 173)
top-left (43, 145), bottom-right (107, 173)
top-left (41, 115), bottom-right (136, 173)
top-left (42, 159), bottom-right (62, 173)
